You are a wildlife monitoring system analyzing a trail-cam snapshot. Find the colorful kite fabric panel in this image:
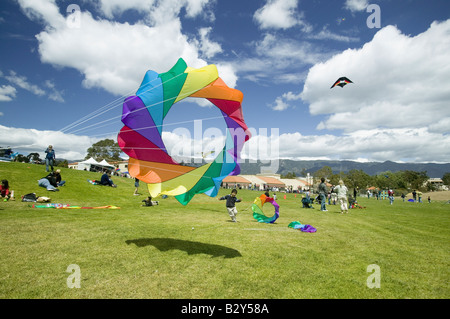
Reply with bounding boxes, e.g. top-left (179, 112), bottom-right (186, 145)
top-left (118, 58), bottom-right (251, 205)
top-left (288, 221), bottom-right (317, 233)
top-left (31, 204), bottom-right (120, 209)
top-left (251, 194), bottom-right (280, 224)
